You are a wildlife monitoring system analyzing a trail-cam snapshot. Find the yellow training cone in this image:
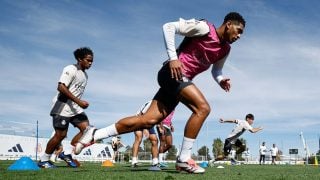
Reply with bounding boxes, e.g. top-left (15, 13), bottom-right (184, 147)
top-left (102, 160), bottom-right (114, 167)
